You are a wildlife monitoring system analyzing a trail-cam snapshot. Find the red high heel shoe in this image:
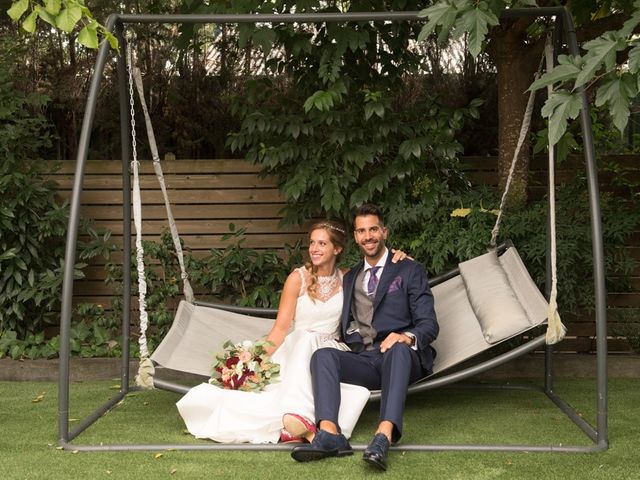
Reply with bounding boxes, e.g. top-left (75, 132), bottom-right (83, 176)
top-left (282, 413), bottom-right (317, 442)
top-left (279, 428), bottom-right (304, 443)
